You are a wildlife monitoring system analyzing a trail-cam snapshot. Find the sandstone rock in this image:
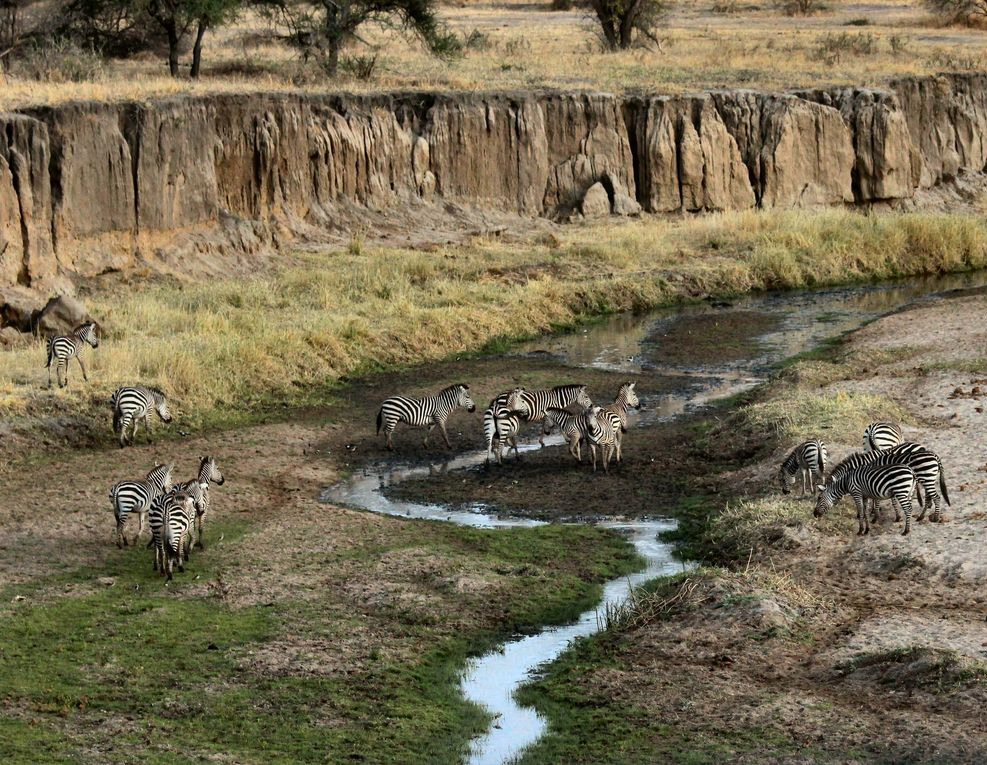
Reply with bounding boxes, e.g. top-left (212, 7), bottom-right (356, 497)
top-left (581, 182), bottom-right (611, 218)
top-left (0, 286), bottom-right (43, 331)
top-left (412, 136), bottom-right (430, 188)
top-left (602, 171), bottom-right (641, 216)
top-left (0, 326), bottom-right (23, 347)
top-left (34, 294), bottom-right (90, 337)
